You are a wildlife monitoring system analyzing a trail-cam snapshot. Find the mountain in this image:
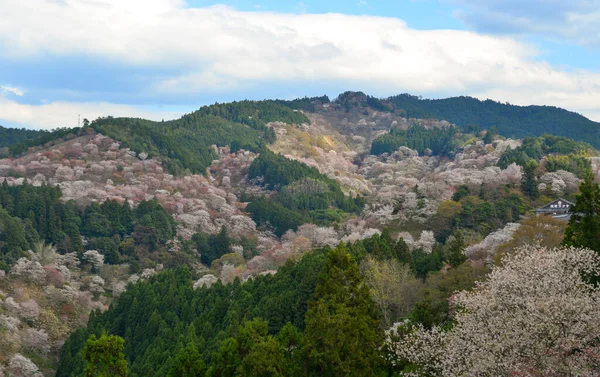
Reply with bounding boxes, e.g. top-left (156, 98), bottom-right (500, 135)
top-left (2, 92), bottom-right (600, 376)
top-left (387, 94), bottom-right (600, 148)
